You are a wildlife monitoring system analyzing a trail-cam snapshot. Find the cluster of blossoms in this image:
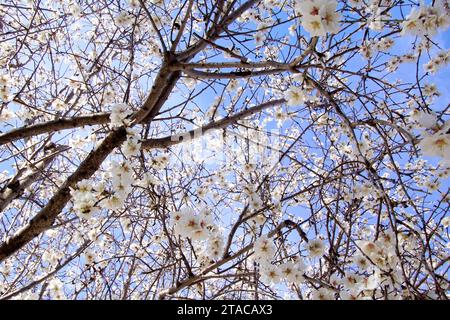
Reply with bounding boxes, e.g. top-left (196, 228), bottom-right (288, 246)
top-left (71, 110), bottom-right (141, 216)
top-left (284, 86), bottom-right (307, 106)
top-left (307, 231), bottom-right (409, 300)
top-left (422, 83), bottom-right (441, 98)
top-left (69, 4), bottom-right (82, 18)
top-left (305, 239), bottom-right (326, 258)
top-left (203, 232), bottom-right (225, 261)
top-left (254, 30), bottom-right (267, 47)
top-left (101, 160), bottom-right (135, 211)
top-left (110, 103), bottom-right (133, 127)
top-left (253, 235), bottom-right (276, 261)
top-left (1, 0), bottom-right (449, 301)
top-left (47, 278), bottom-right (66, 300)
top-left (374, 37), bottom-right (395, 52)
top-left (127, 0), bottom-right (140, 9)
top-left (42, 248), bottom-right (64, 268)
top-left (295, 0), bottom-right (341, 37)
top-left (122, 128), bottom-right (142, 158)
top-left (355, 232), bottom-right (400, 272)
top-left (242, 185), bottom-right (264, 211)
top-left (385, 54), bottom-right (416, 72)
top-left (149, 154), bottom-right (170, 170)
top-left (114, 11), bottom-right (134, 27)
top-left (348, 182), bottom-right (382, 201)
top-left (253, 235), bottom-right (307, 285)
top-left (409, 109), bottom-right (438, 130)
top-left (359, 37), bottom-right (395, 59)
top-left (424, 50), bottom-right (450, 74)
top-left (365, 1), bottom-right (392, 31)
top-left (227, 79), bottom-right (241, 92)
top-left (0, 73), bottom-right (10, 101)
top-left (260, 261), bottom-right (306, 285)
top-left (0, 106), bottom-right (14, 122)
top-left (170, 207), bottom-right (215, 241)
top-left (418, 127), bottom-right (450, 161)
top-left (329, 234), bottom-right (405, 299)
top-left (170, 208), bottom-right (226, 261)
top-left (401, 1), bottom-right (450, 36)
top-left (408, 107), bottom-right (450, 162)
top-left (51, 98), bottom-right (66, 112)
top-left (70, 180), bottom-right (101, 220)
